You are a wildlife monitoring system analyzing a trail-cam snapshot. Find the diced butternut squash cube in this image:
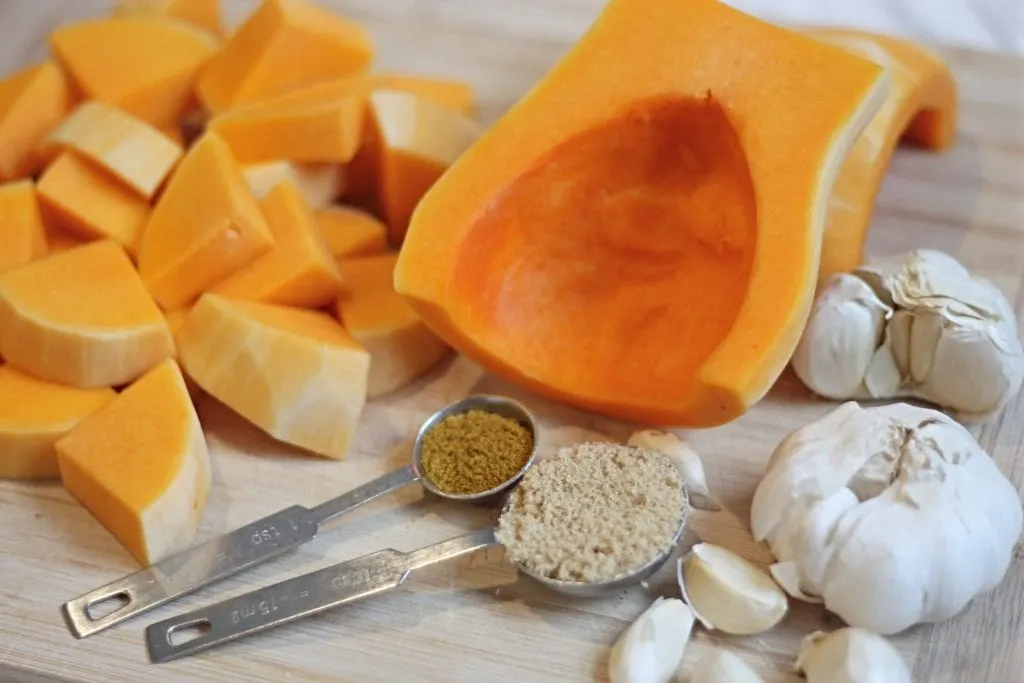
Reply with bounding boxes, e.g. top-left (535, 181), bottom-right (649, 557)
top-left (241, 160), bottom-right (343, 208)
top-left (213, 181), bottom-right (344, 308)
top-left (314, 205), bottom-right (389, 259)
top-left (164, 308), bottom-right (190, 347)
top-left (196, 0), bottom-right (372, 113)
top-left (0, 240), bottom-right (174, 387)
top-left (158, 123), bottom-right (186, 147)
top-left (37, 152), bottom-right (149, 255)
top-left (266, 74), bottom-right (474, 206)
top-left (233, 73), bottom-right (474, 115)
top-left (0, 181), bottom-right (48, 272)
top-left (112, 0), bottom-right (223, 36)
top-left (44, 227), bottom-right (90, 254)
top-left (138, 133), bottom-right (274, 310)
top-left (366, 91), bottom-right (481, 246)
top-left (178, 294), bottom-right (369, 458)
top-left (163, 307), bottom-right (202, 396)
top-left (335, 253), bottom-right (448, 397)
top-left (0, 61), bottom-right (73, 181)
top-left (56, 358), bottom-right (210, 565)
top-left (207, 92), bottom-right (364, 164)
top-left (366, 73), bottom-right (475, 117)
top-left (48, 101), bottom-right (183, 199)
top-left (0, 365), bottom-right (116, 480)
top-left (50, 17), bottom-right (219, 128)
